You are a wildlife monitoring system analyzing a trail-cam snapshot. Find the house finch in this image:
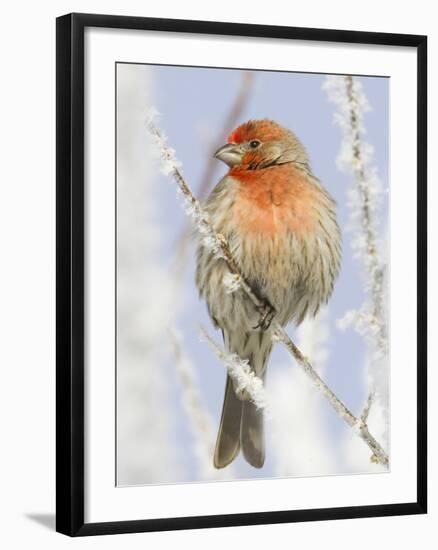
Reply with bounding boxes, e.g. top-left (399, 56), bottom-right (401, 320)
top-left (196, 119), bottom-right (341, 469)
